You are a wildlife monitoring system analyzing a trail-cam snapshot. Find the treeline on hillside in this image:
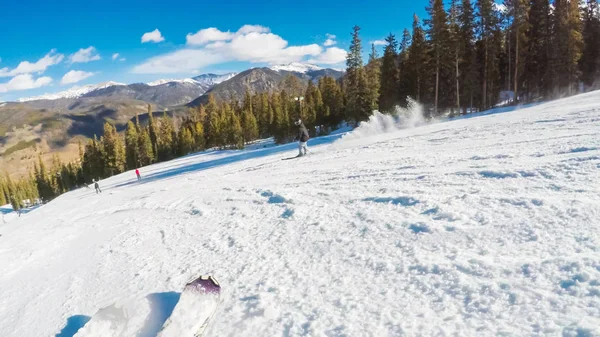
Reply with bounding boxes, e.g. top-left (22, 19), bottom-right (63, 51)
top-left (5, 0), bottom-right (600, 209)
top-left (345, 0), bottom-right (600, 121)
